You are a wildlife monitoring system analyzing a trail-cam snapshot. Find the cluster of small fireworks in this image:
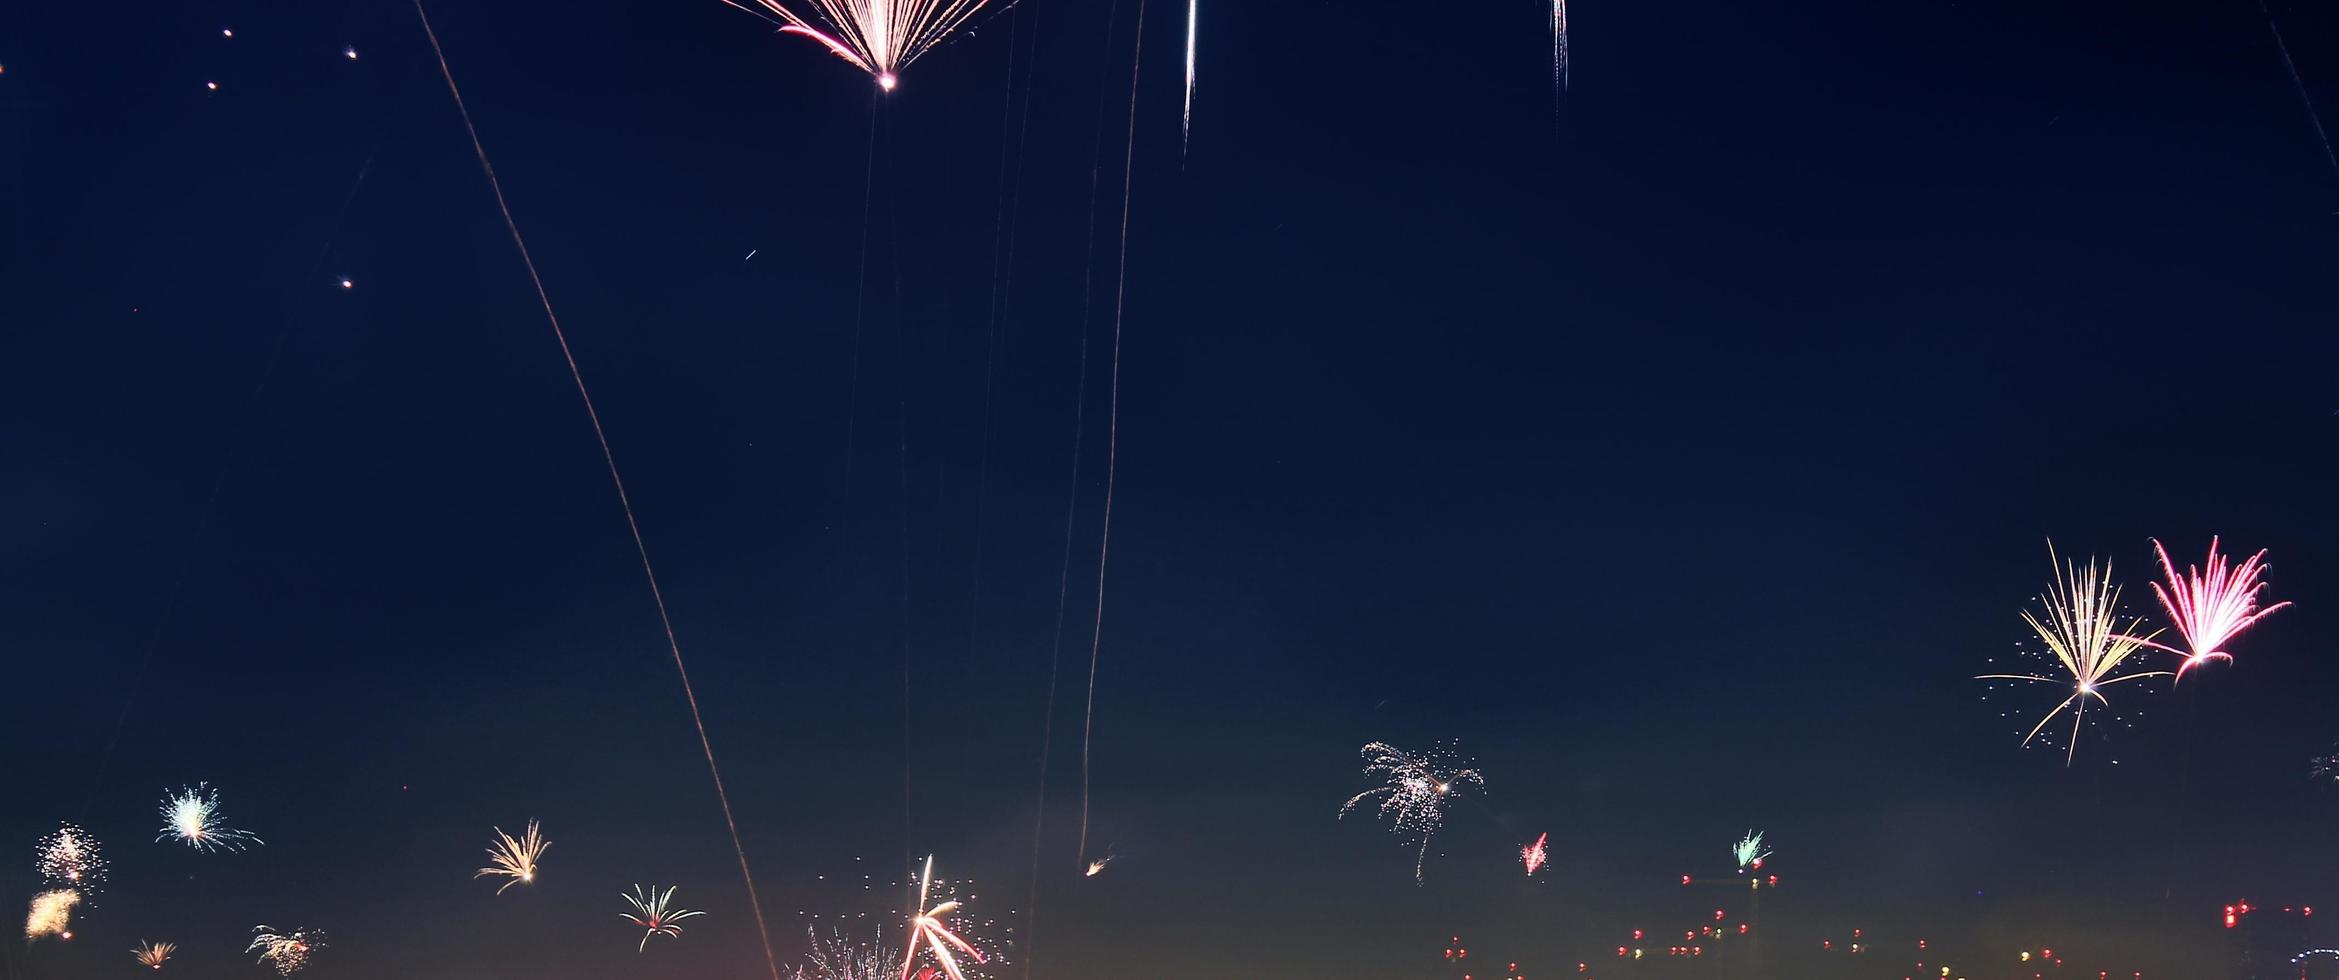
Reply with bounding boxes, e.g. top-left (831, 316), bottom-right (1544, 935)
top-left (133, 940), bottom-right (178, 969)
top-left (726, 0), bottom-right (996, 91)
top-left (158, 783), bottom-right (263, 852)
top-left (1522, 833), bottom-right (1549, 876)
top-left (1977, 544), bottom-right (2168, 765)
top-left (898, 855), bottom-right (993, 980)
top-left (36, 824), bottom-right (107, 891)
top-left (25, 889), bottom-right (80, 941)
top-left (2151, 537), bottom-right (2292, 681)
top-left (247, 925), bottom-right (323, 976)
top-left (621, 884), bottom-right (707, 952)
top-left (1732, 831), bottom-right (1770, 871)
top-left (1339, 740), bottom-right (1485, 882)
top-left (475, 820), bottom-right (550, 895)
top-left (795, 925), bottom-right (900, 980)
